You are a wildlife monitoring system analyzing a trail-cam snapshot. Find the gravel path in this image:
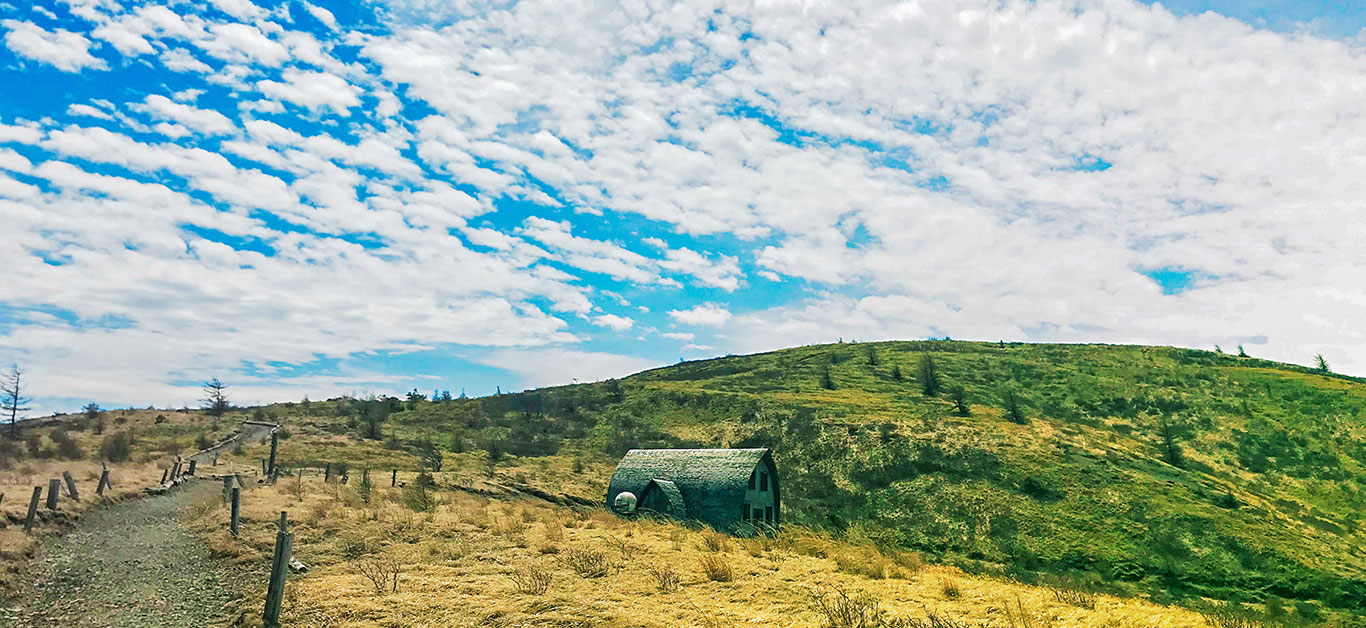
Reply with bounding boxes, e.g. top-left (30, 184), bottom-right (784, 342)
top-left (189, 421), bottom-right (276, 466)
top-left (0, 481), bottom-right (239, 628)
